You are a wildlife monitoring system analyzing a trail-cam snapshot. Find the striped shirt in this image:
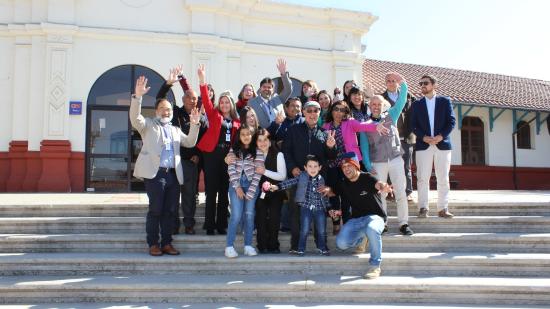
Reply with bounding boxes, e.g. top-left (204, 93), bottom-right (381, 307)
top-left (228, 148), bottom-right (265, 200)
